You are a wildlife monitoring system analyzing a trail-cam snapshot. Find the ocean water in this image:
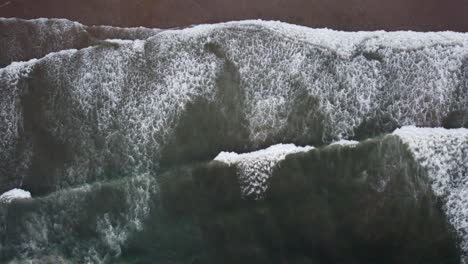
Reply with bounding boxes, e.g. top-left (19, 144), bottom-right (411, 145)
top-left (0, 18), bottom-right (467, 263)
